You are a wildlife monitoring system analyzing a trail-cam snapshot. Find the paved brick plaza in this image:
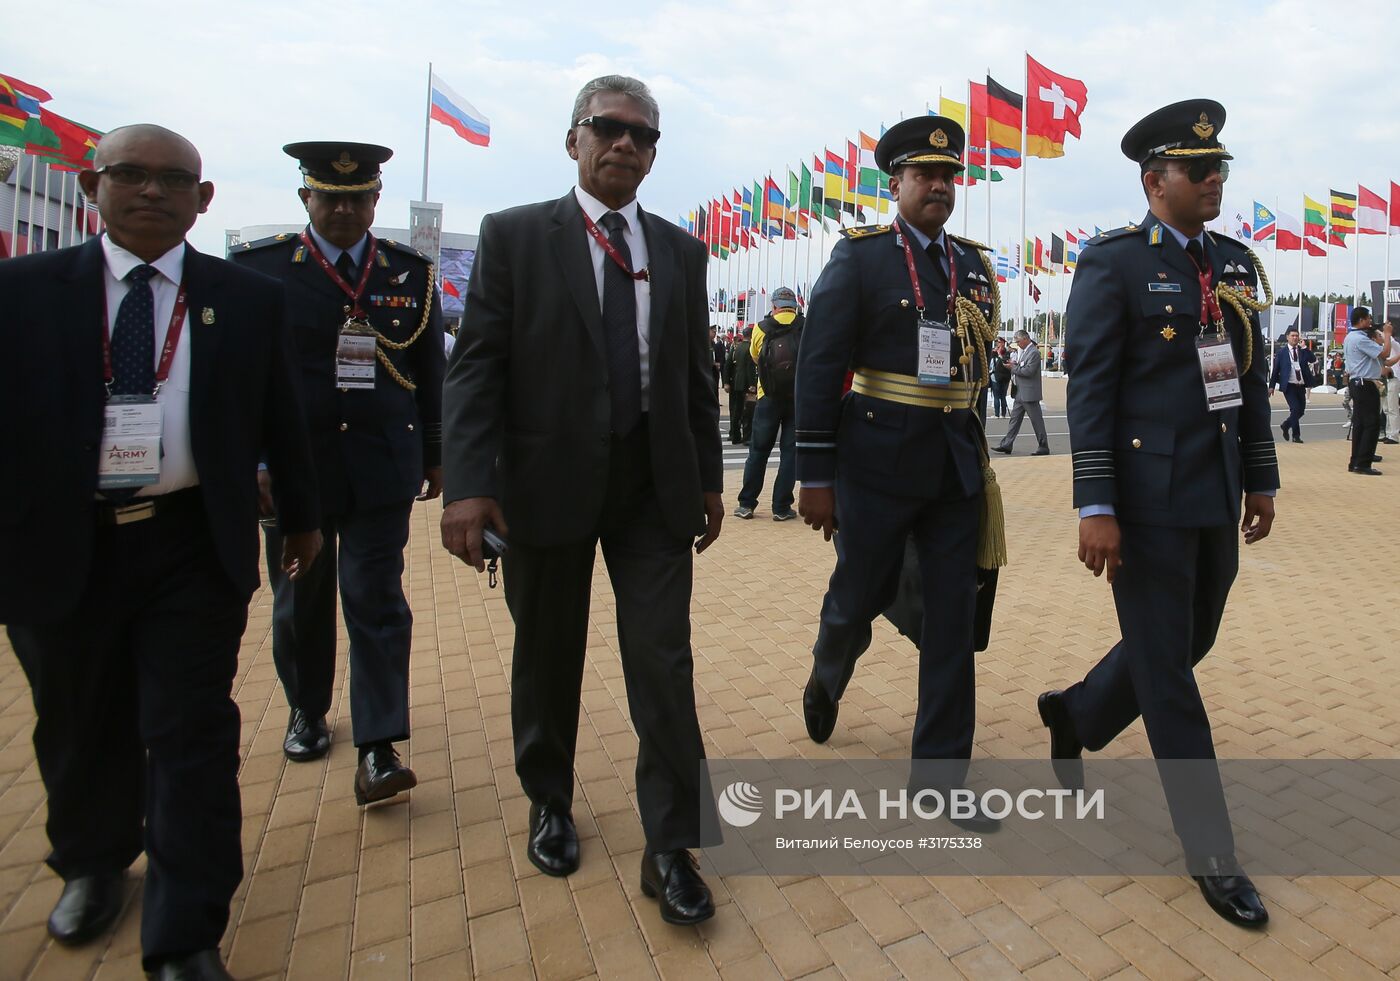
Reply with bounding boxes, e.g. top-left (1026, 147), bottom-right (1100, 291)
top-left (2, 396), bottom-right (1399, 979)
